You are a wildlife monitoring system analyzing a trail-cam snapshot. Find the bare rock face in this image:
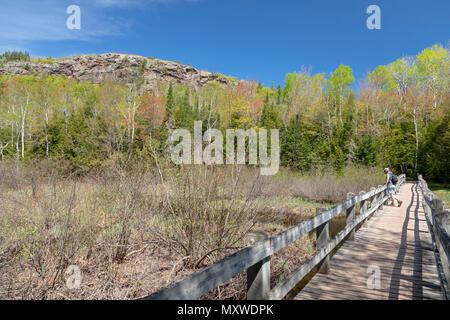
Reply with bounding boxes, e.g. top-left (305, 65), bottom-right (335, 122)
top-left (0, 53), bottom-right (232, 91)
